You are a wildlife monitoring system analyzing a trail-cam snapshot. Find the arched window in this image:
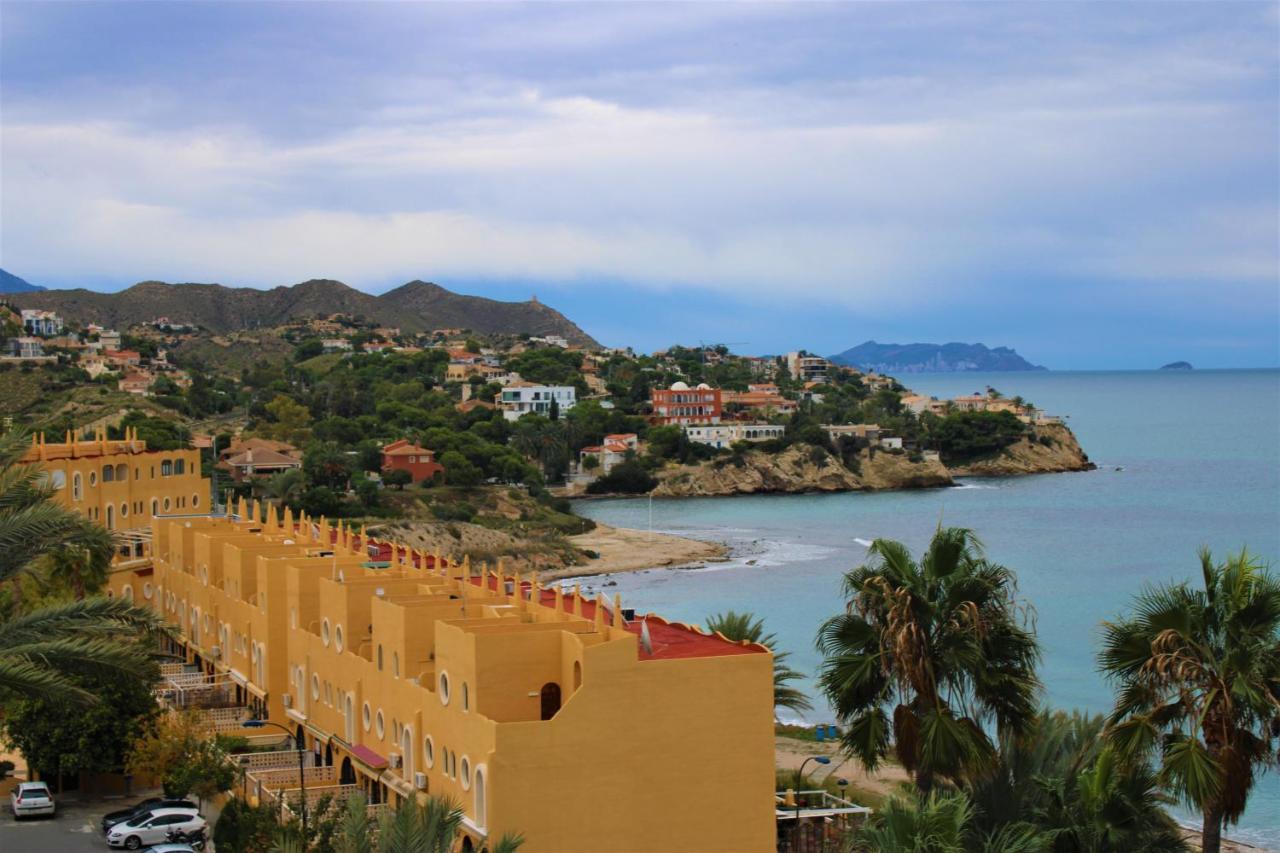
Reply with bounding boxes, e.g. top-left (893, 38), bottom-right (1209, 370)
top-left (151, 498), bottom-right (158, 516)
top-left (103, 465), bottom-right (114, 483)
top-left (161, 460), bottom-right (173, 477)
top-left (473, 766), bottom-right (487, 828)
top-left (49, 470), bottom-right (66, 490)
top-left (72, 472), bottom-right (83, 501)
top-left (105, 505), bottom-right (114, 529)
top-left (115, 464), bottom-right (127, 480)
top-left (401, 727), bottom-right (413, 778)
top-left (175, 459), bottom-right (185, 475)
